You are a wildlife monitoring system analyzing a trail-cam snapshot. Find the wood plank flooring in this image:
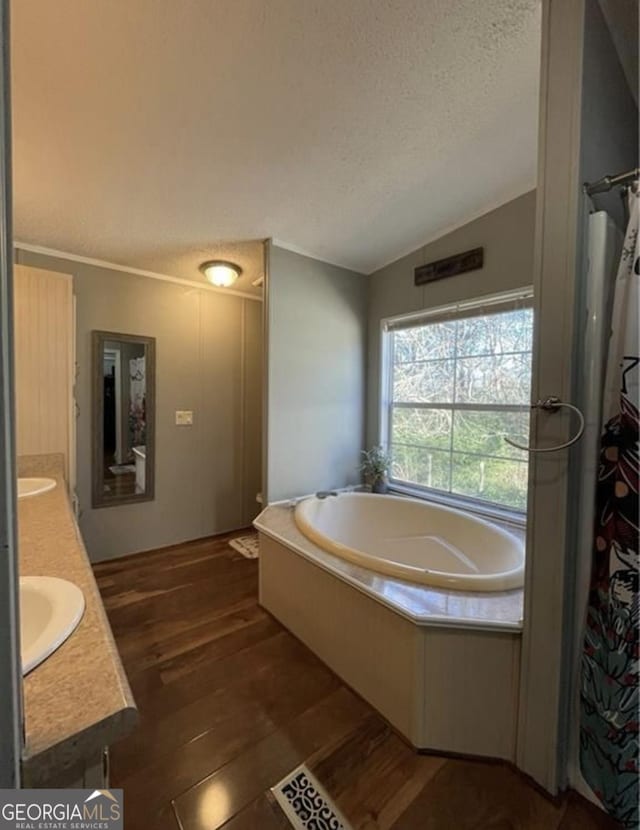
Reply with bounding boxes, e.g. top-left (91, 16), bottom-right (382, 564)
top-left (94, 532), bottom-right (621, 830)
